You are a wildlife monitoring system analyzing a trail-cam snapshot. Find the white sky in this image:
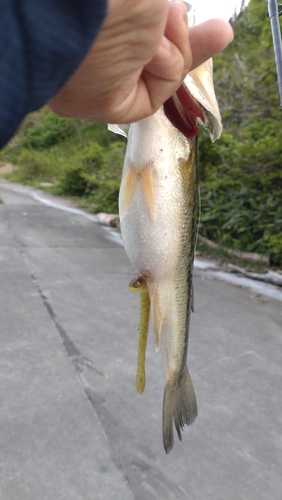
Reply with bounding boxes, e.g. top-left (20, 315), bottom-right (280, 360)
top-left (193, 0), bottom-right (250, 23)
